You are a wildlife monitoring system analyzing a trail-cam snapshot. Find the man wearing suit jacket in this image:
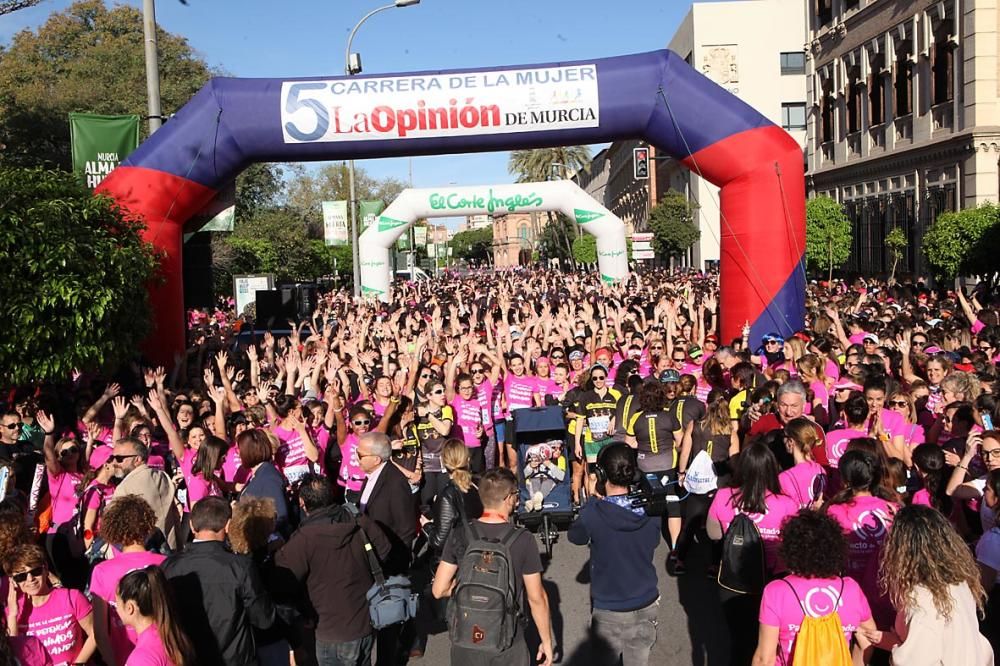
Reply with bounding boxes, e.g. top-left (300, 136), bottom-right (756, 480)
top-left (357, 431), bottom-right (418, 665)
